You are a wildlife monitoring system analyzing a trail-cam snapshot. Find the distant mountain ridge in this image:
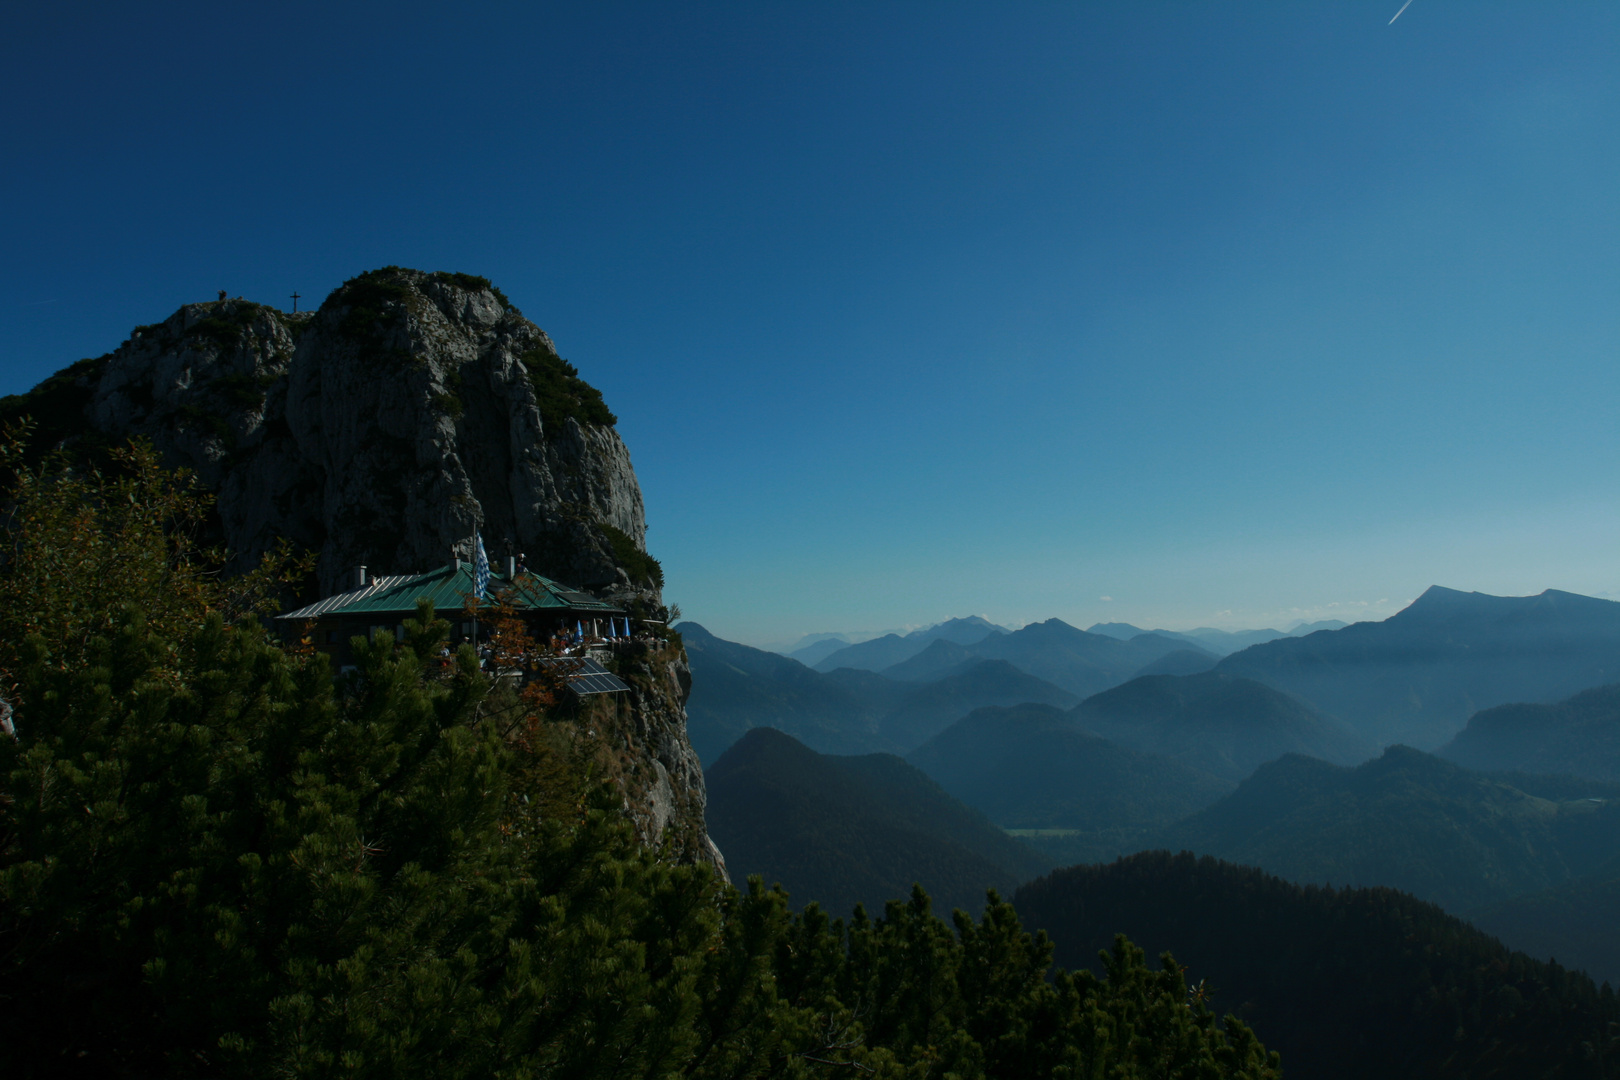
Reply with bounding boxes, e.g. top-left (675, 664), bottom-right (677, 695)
top-left (1216, 586), bottom-right (1620, 749)
top-left (881, 637), bottom-right (979, 682)
top-left (811, 616), bottom-right (1007, 673)
top-left (683, 622), bottom-right (1081, 761)
top-left (961, 619), bottom-right (1207, 698)
top-left (785, 637), bottom-right (856, 667)
top-left (1087, 620), bottom-right (1348, 656)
